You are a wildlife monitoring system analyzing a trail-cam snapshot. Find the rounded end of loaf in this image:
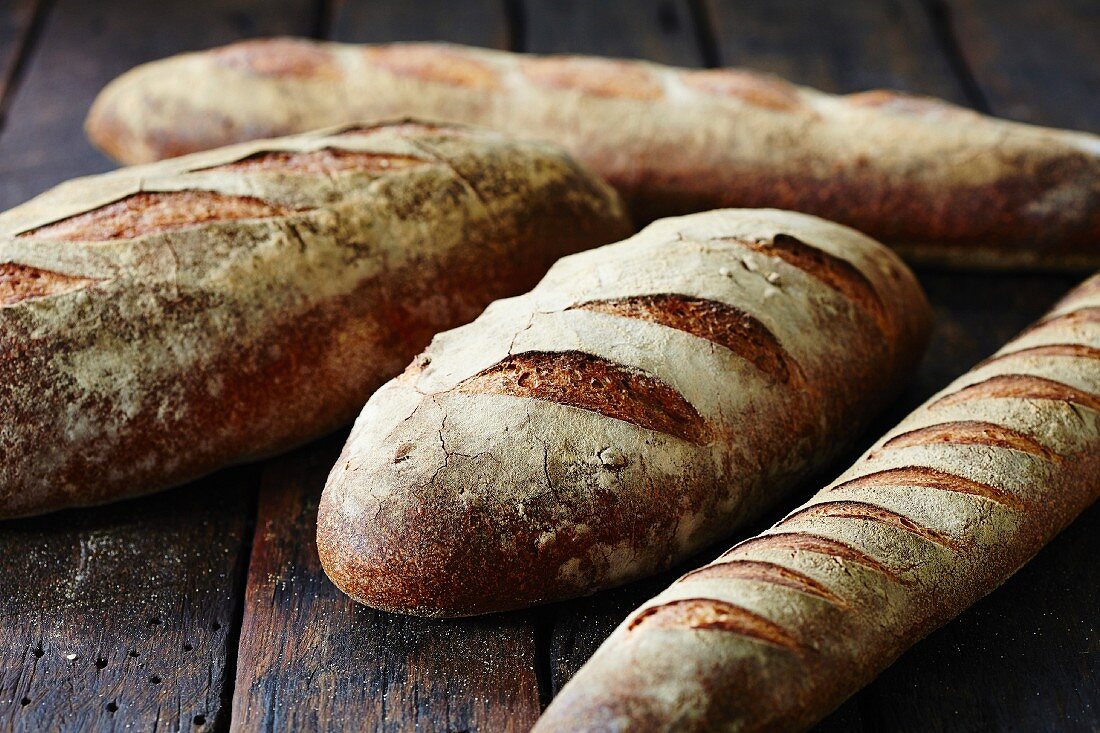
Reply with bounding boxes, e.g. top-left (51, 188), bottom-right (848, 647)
top-left (315, 435), bottom-right (542, 618)
top-left (85, 38), bottom-right (326, 164)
